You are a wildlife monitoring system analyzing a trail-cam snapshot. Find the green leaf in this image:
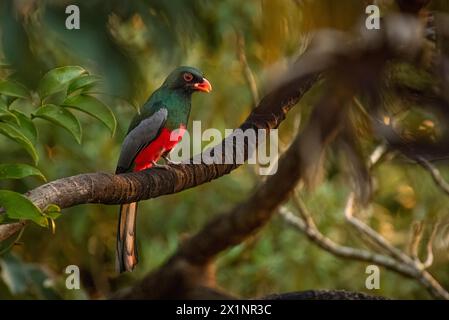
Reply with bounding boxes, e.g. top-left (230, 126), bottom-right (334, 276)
top-left (0, 190), bottom-right (46, 227)
top-left (8, 97), bottom-right (34, 110)
top-left (0, 97), bottom-right (7, 109)
top-left (10, 111), bottom-right (38, 145)
top-left (0, 122), bottom-right (38, 164)
top-left (63, 95), bottom-right (116, 135)
top-left (41, 90), bottom-right (66, 106)
top-left (0, 80), bottom-right (29, 99)
top-left (33, 104), bottom-right (82, 143)
top-left (43, 204), bottom-right (61, 215)
top-left (38, 66), bottom-right (86, 98)
top-left (0, 164), bottom-right (46, 181)
top-left (68, 75), bottom-right (101, 95)
top-left (0, 109), bottom-right (19, 125)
